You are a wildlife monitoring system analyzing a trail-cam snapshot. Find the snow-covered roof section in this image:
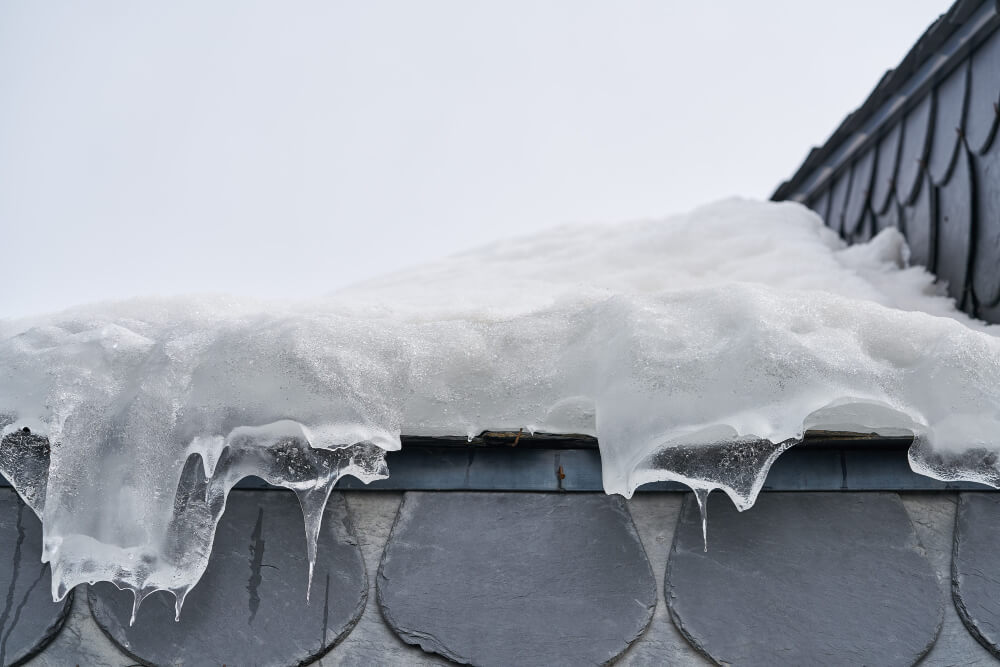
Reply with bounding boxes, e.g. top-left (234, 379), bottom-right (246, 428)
top-left (1, 198), bottom-right (999, 617)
